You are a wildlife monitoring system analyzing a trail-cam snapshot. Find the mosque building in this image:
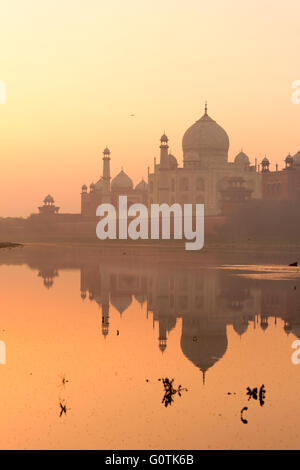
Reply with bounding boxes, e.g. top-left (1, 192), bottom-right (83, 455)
top-left (261, 150), bottom-right (300, 201)
top-left (30, 104), bottom-right (300, 236)
top-left (148, 104), bottom-right (261, 215)
top-left (80, 104), bottom-right (261, 218)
